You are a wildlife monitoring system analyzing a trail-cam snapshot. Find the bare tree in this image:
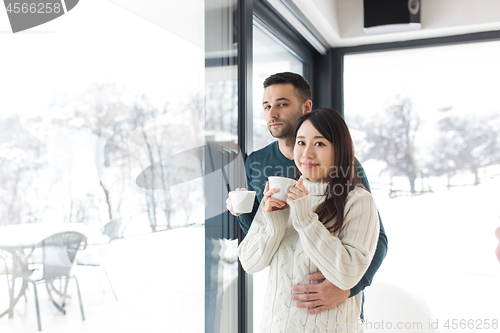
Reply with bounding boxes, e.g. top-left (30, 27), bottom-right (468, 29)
top-left (0, 115), bottom-right (46, 225)
top-left (131, 95), bottom-right (187, 231)
top-left (49, 83), bottom-right (207, 232)
top-left (205, 80), bottom-right (237, 134)
top-left (50, 83), bottom-right (137, 222)
top-left (432, 111), bottom-right (500, 185)
top-left (364, 96), bottom-right (420, 193)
